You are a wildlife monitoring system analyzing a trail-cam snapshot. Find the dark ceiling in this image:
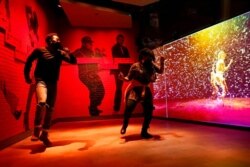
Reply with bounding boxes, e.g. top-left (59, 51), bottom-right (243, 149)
top-left (39, 0), bottom-right (250, 42)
